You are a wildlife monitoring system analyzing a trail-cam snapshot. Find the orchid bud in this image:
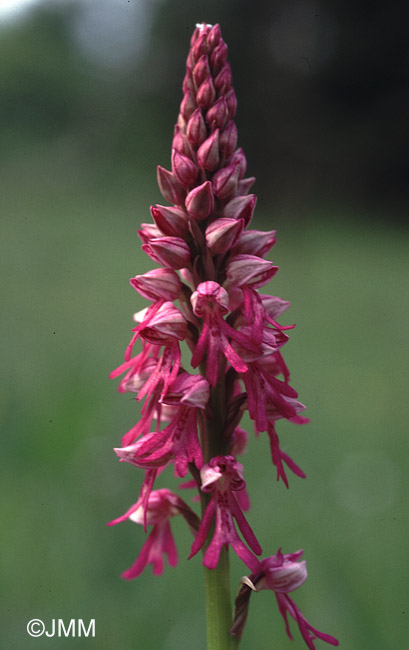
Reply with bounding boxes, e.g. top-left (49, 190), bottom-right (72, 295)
top-left (193, 54), bottom-right (211, 88)
top-left (225, 87), bottom-right (237, 118)
top-left (212, 162), bottom-right (241, 199)
top-left (197, 129), bottom-right (220, 171)
top-left (180, 90), bottom-right (197, 121)
top-left (219, 120), bottom-right (238, 158)
top-left (191, 32), bottom-right (208, 63)
top-left (186, 50), bottom-right (194, 69)
top-left (234, 228), bottom-right (276, 256)
top-left (185, 180), bottom-right (214, 220)
top-left (137, 222), bottom-right (163, 244)
top-left (205, 218), bottom-right (244, 254)
top-left (226, 254), bottom-right (278, 288)
top-left (130, 268), bottom-right (182, 302)
top-left (207, 23), bottom-right (221, 49)
top-left (172, 126), bottom-right (193, 158)
top-left (206, 97), bottom-right (229, 130)
top-left (196, 77), bottom-right (216, 109)
top-left (182, 69), bottom-right (195, 95)
top-left (171, 149), bottom-right (198, 188)
top-left (190, 25), bottom-right (201, 48)
top-left (237, 176), bottom-right (256, 194)
top-left (143, 236), bottom-right (191, 270)
top-left (150, 204), bottom-right (189, 238)
top-left (229, 147), bottom-right (247, 178)
top-left (157, 166), bottom-right (186, 205)
top-left (186, 108), bottom-right (207, 146)
top-left (223, 194), bottom-right (257, 226)
top-left (210, 40), bottom-right (228, 73)
top-left (214, 63), bottom-right (232, 94)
